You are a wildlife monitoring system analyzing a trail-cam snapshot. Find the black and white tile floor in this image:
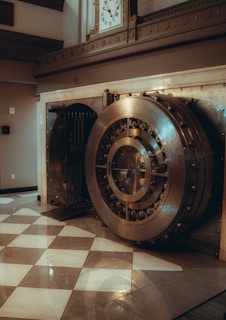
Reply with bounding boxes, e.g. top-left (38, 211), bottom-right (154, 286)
top-left (0, 192), bottom-right (226, 319)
